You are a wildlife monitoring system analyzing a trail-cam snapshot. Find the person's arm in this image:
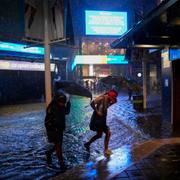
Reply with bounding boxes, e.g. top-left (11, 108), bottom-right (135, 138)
top-left (109, 98), bottom-right (117, 106)
top-left (65, 100), bottom-right (71, 115)
top-left (90, 100), bottom-right (96, 110)
top-left (90, 96), bottom-right (104, 116)
top-left (90, 96), bottom-right (102, 110)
